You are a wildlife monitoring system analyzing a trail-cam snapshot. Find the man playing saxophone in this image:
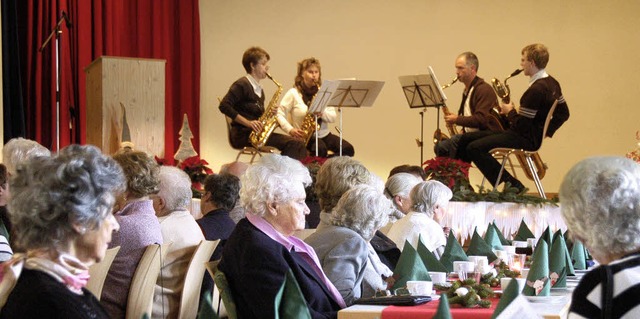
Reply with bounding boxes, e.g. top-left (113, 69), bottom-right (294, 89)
top-left (219, 46), bottom-right (307, 160)
top-left (435, 52), bottom-right (502, 158)
top-left (455, 44), bottom-right (570, 193)
top-left (277, 57), bottom-right (355, 158)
